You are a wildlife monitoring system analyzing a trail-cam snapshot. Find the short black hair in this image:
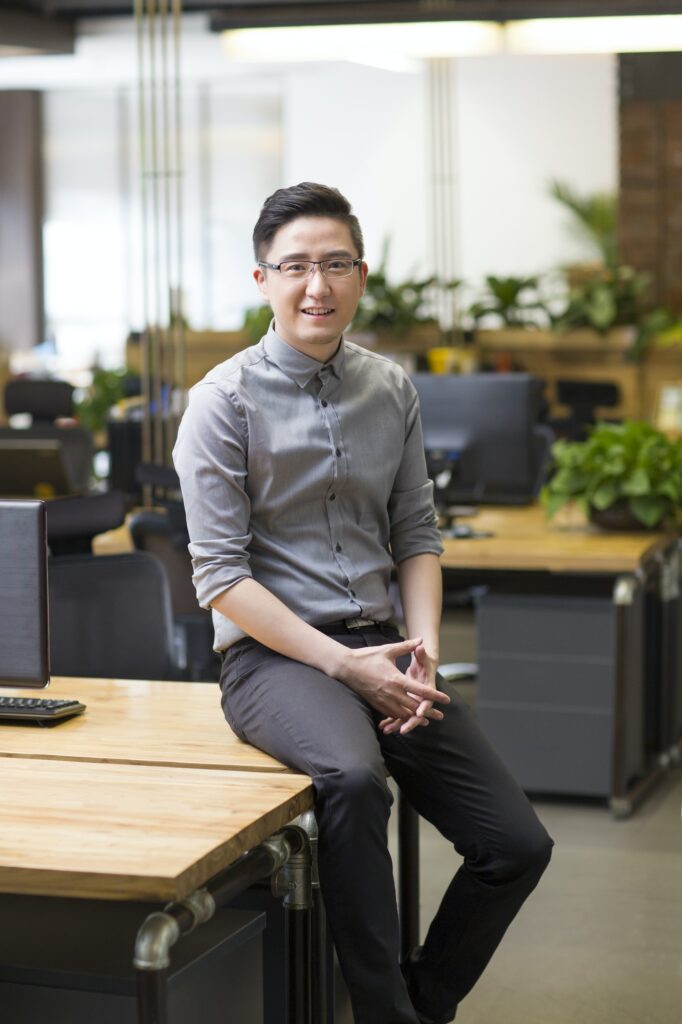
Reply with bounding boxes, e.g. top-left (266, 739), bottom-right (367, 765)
top-left (253, 181), bottom-right (364, 261)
